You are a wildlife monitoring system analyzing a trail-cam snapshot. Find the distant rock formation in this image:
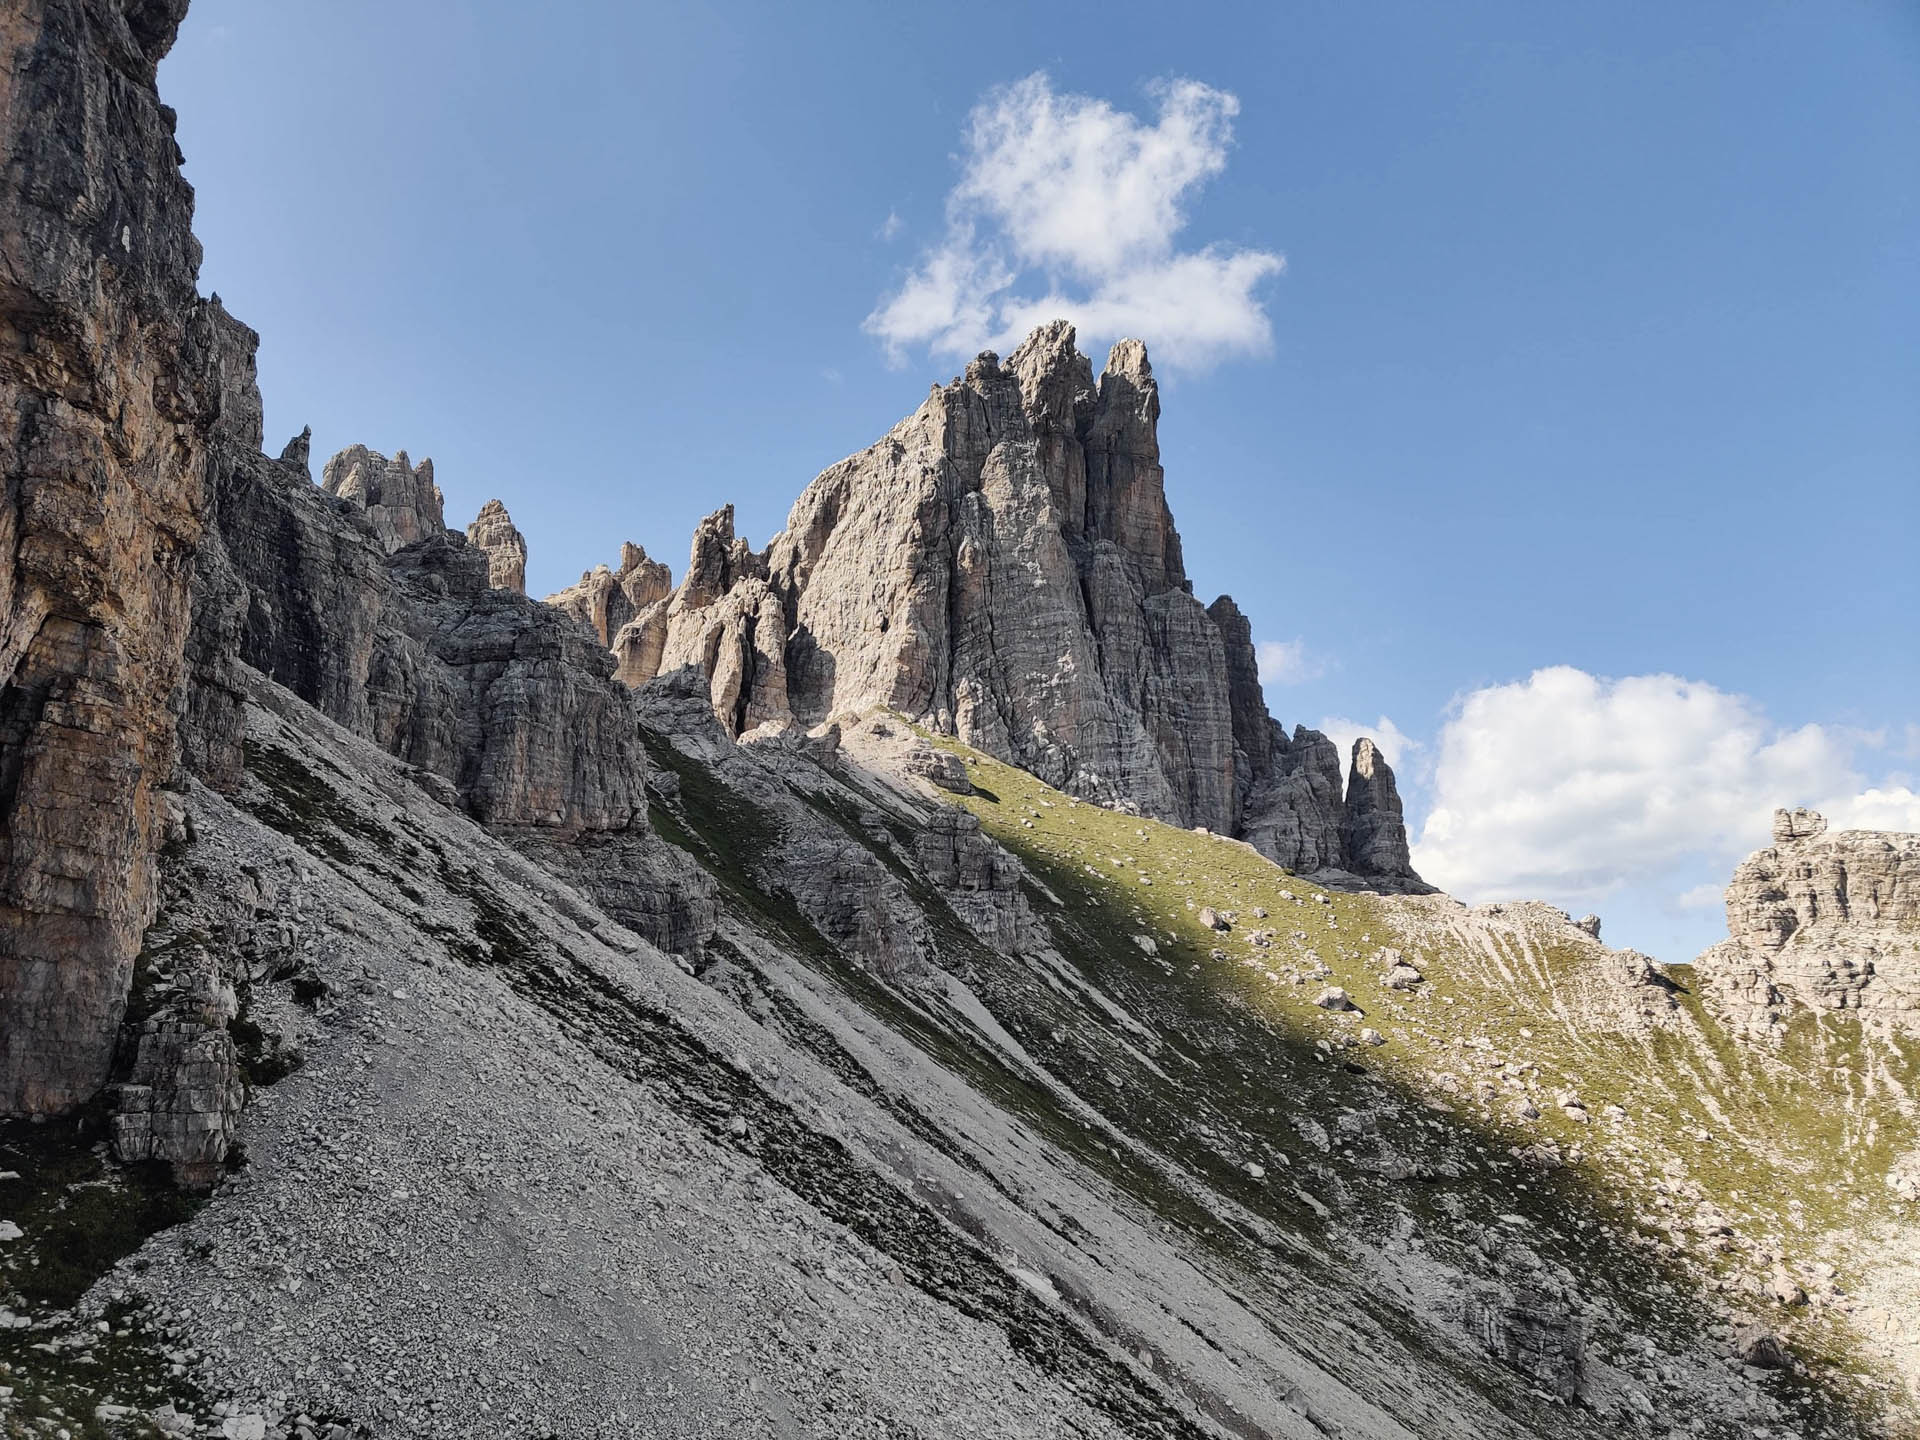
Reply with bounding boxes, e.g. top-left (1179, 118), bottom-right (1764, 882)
top-left (466, 499), bottom-right (528, 594)
top-left (192, 374), bottom-right (651, 833)
top-left (1342, 739), bottom-right (1416, 877)
top-left (546, 540), bottom-right (672, 649)
top-left (321, 444), bottom-right (446, 554)
top-left (554, 322), bottom-right (1427, 890)
top-left (1695, 808), bottom-right (1920, 1036)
